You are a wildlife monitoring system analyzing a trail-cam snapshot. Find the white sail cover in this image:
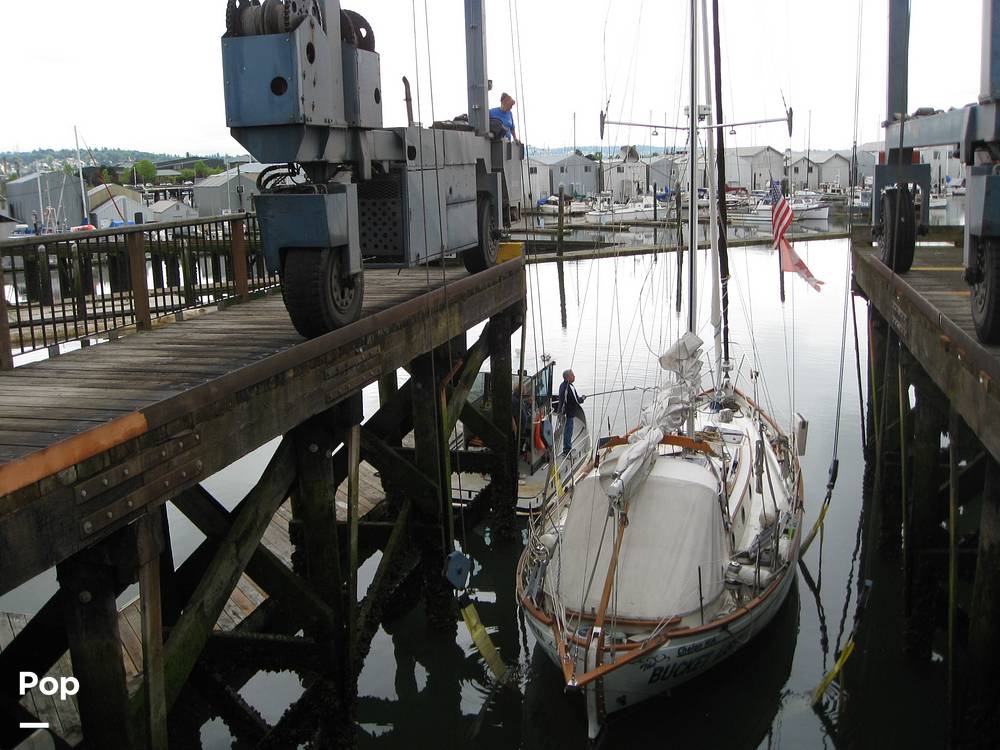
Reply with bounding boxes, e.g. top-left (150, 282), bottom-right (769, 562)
top-left (607, 333), bottom-right (705, 500)
top-left (549, 458), bottom-right (726, 621)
